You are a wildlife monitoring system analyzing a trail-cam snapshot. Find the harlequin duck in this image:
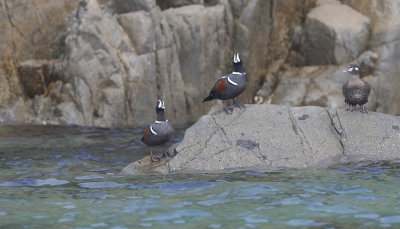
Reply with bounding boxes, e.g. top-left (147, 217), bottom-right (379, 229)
top-left (203, 53), bottom-right (248, 114)
top-left (342, 64), bottom-right (371, 113)
top-left (141, 100), bottom-right (174, 162)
